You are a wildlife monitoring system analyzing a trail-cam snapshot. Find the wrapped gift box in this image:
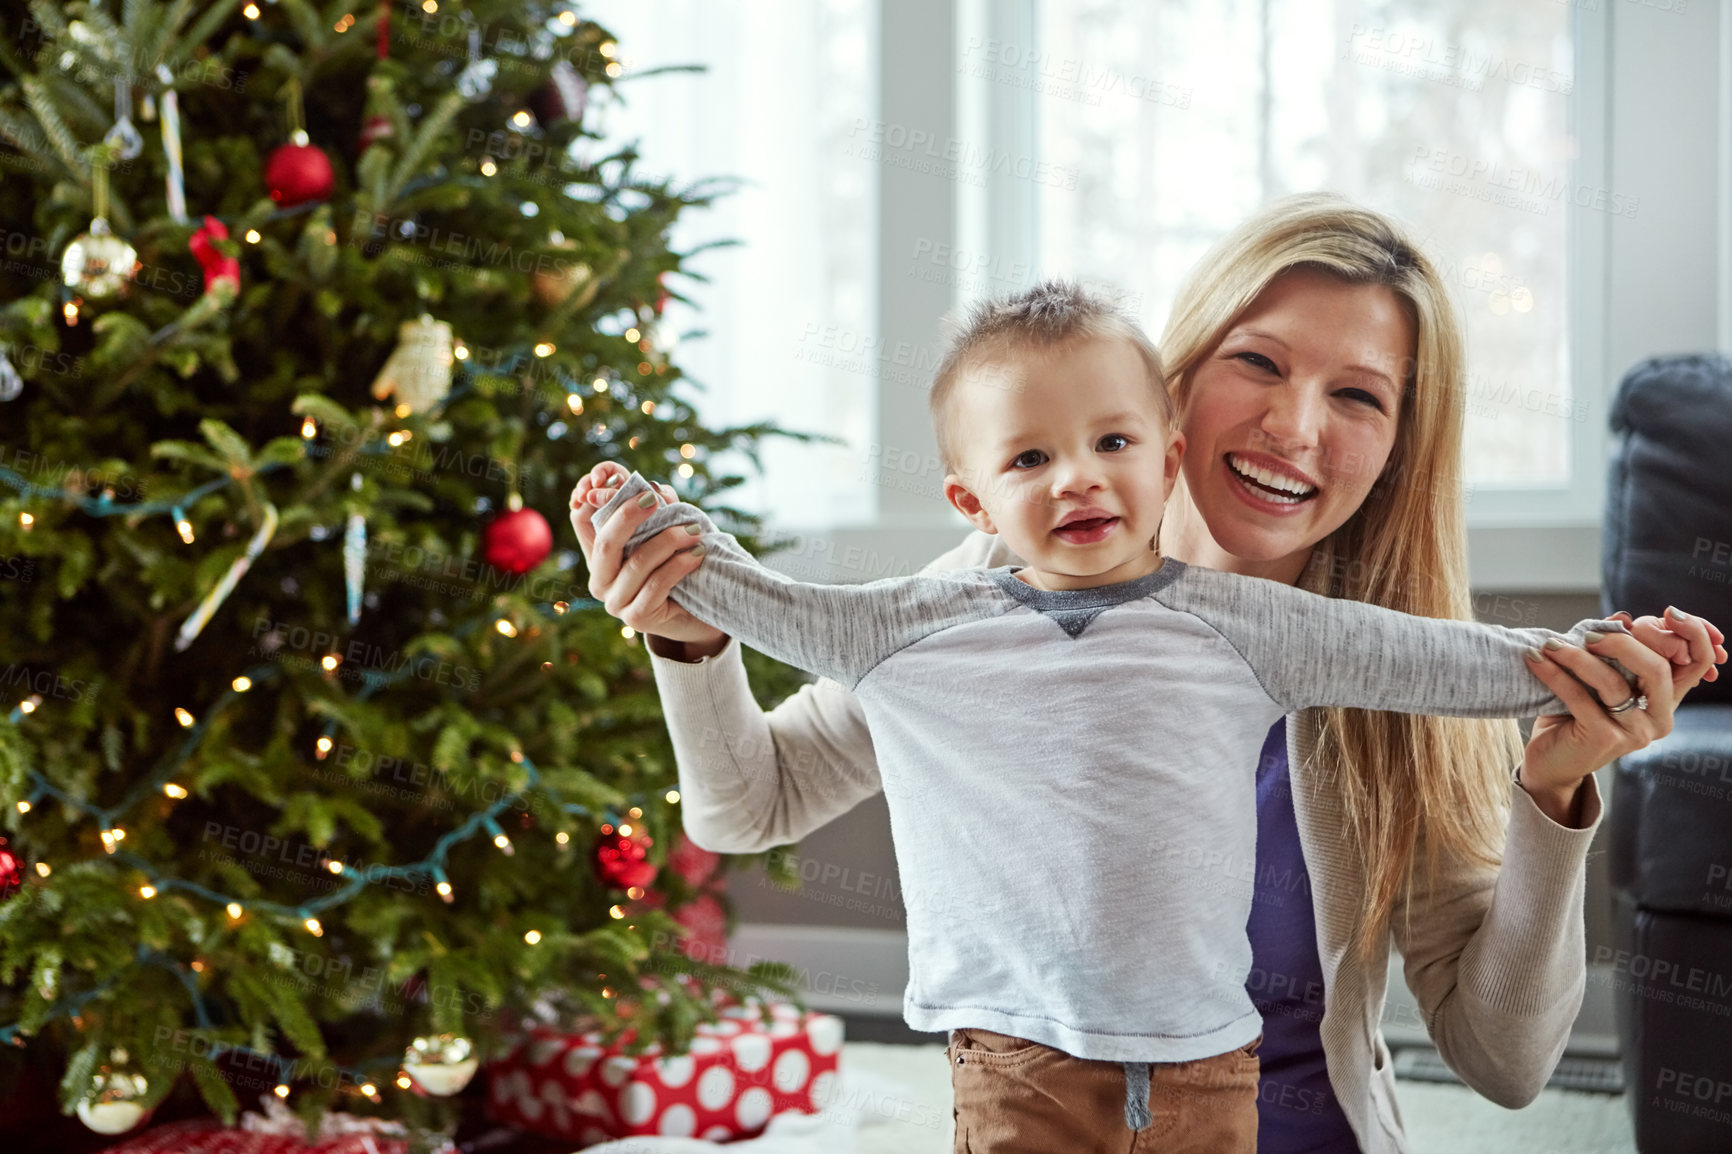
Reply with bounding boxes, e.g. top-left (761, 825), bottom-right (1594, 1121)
top-left (488, 1002), bottom-right (843, 1144)
top-left (97, 1117), bottom-right (410, 1154)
